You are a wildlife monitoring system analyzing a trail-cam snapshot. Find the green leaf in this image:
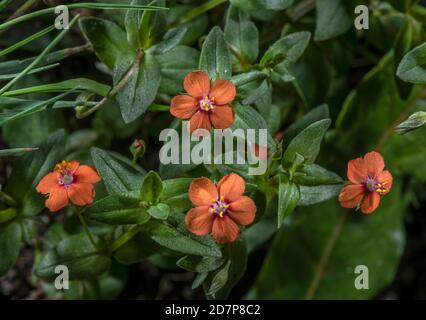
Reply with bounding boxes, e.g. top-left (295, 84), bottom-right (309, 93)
top-left (140, 171), bottom-right (163, 204)
top-left (147, 203), bottom-right (170, 220)
top-left (113, 230), bottom-right (164, 264)
top-left (249, 184), bottom-right (405, 299)
top-left (298, 185), bottom-right (342, 206)
top-left (160, 178), bottom-right (193, 212)
top-left (225, 6), bottom-right (259, 65)
top-left (0, 208), bottom-right (17, 224)
top-left (204, 238), bottom-right (247, 299)
top-left (35, 233), bottom-right (111, 281)
top-left (177, 255), bottom-right (224, 273)
top-left (260, 31), bottom-right (311, 69)
top-left (144, 220), bottom-right (222, 257)
top-left (138, 0), bottom-right (167, 49)
top-left (231, 70), bottom-right (267, 87)
top-left (231, 103), bottom-right (274, 147)
top-left (277, 175), bottom-right (300, 226)
top-left (282, 119), bottom-right (331, 167)
top-left (2, 78), bottom-right (111, 97)
top-left (0, 148), bottom-right (38, 157)
top-left (0, 91), bottom-right (74, 127)
top-left (0, 221), bottom-right (22, 276)
top-left (114, 52), bottom-right (161, 123)
top-left (314, 0), bottom-right (351, 41)
top-left (148, 26), bottom-right (187, 55)
top-left (84, 191), bottom-right (150, 225)
top-left (124, 0), bottom-right (147, 48)
top-left (91, 147), bottom-right (145, 194)
top-left (397, 42), bottom-right (426, 84)
top-left (79, 17), bottom-right (132, 69)
top-left (156, 45), bottom-right (199, 95)
top-left (294, 164), bottom-right (343, 186)
top-left (283, 104), bottom-right (329, 148)
top-left (4, 130), bottom-right (66, 216)
top-left (199, 26), bottom-right (232, 80)
top-left (230, 0), bottom-right (294, 11)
